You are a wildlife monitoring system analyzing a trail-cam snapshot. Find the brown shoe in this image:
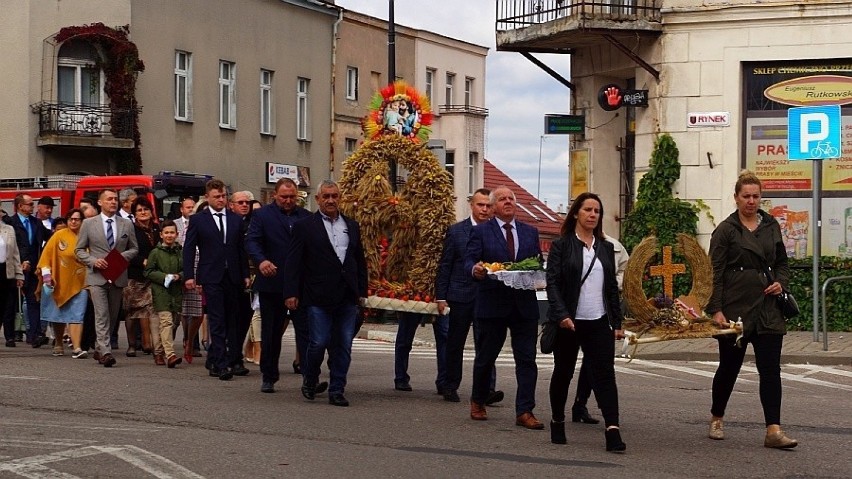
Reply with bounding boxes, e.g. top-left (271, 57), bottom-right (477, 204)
top-left (166, 354), bottom-right (182, 369)
top-left (93, 351), bottom-right (102, 362)
top-left (99, 353), bottom-right (116, 367)
top-left (154, 354), bottom-right (166, 366)
top-left (764, 430), bottom-right (798, 449)
top-left (516, 412), bottom-right (545, 430)
top-left (470, 401), bottom-right (487, 421)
